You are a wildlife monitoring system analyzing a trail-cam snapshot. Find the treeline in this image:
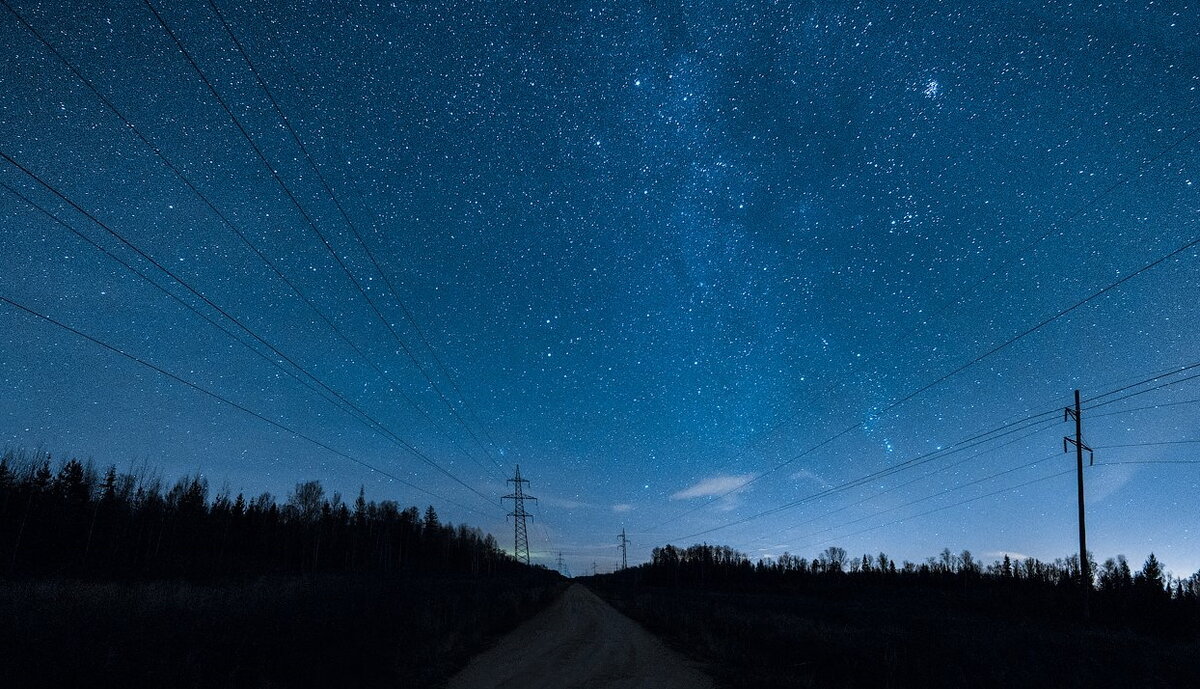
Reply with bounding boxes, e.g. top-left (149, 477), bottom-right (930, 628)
top-left (594, 543), bottom-right (1200, 688)
top-left (0, 448), bottom-right (521, 580)
top-left (646, 542), bottom-right (1199, 597)
top-left (623, 542), bottom-right (1200, 631)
